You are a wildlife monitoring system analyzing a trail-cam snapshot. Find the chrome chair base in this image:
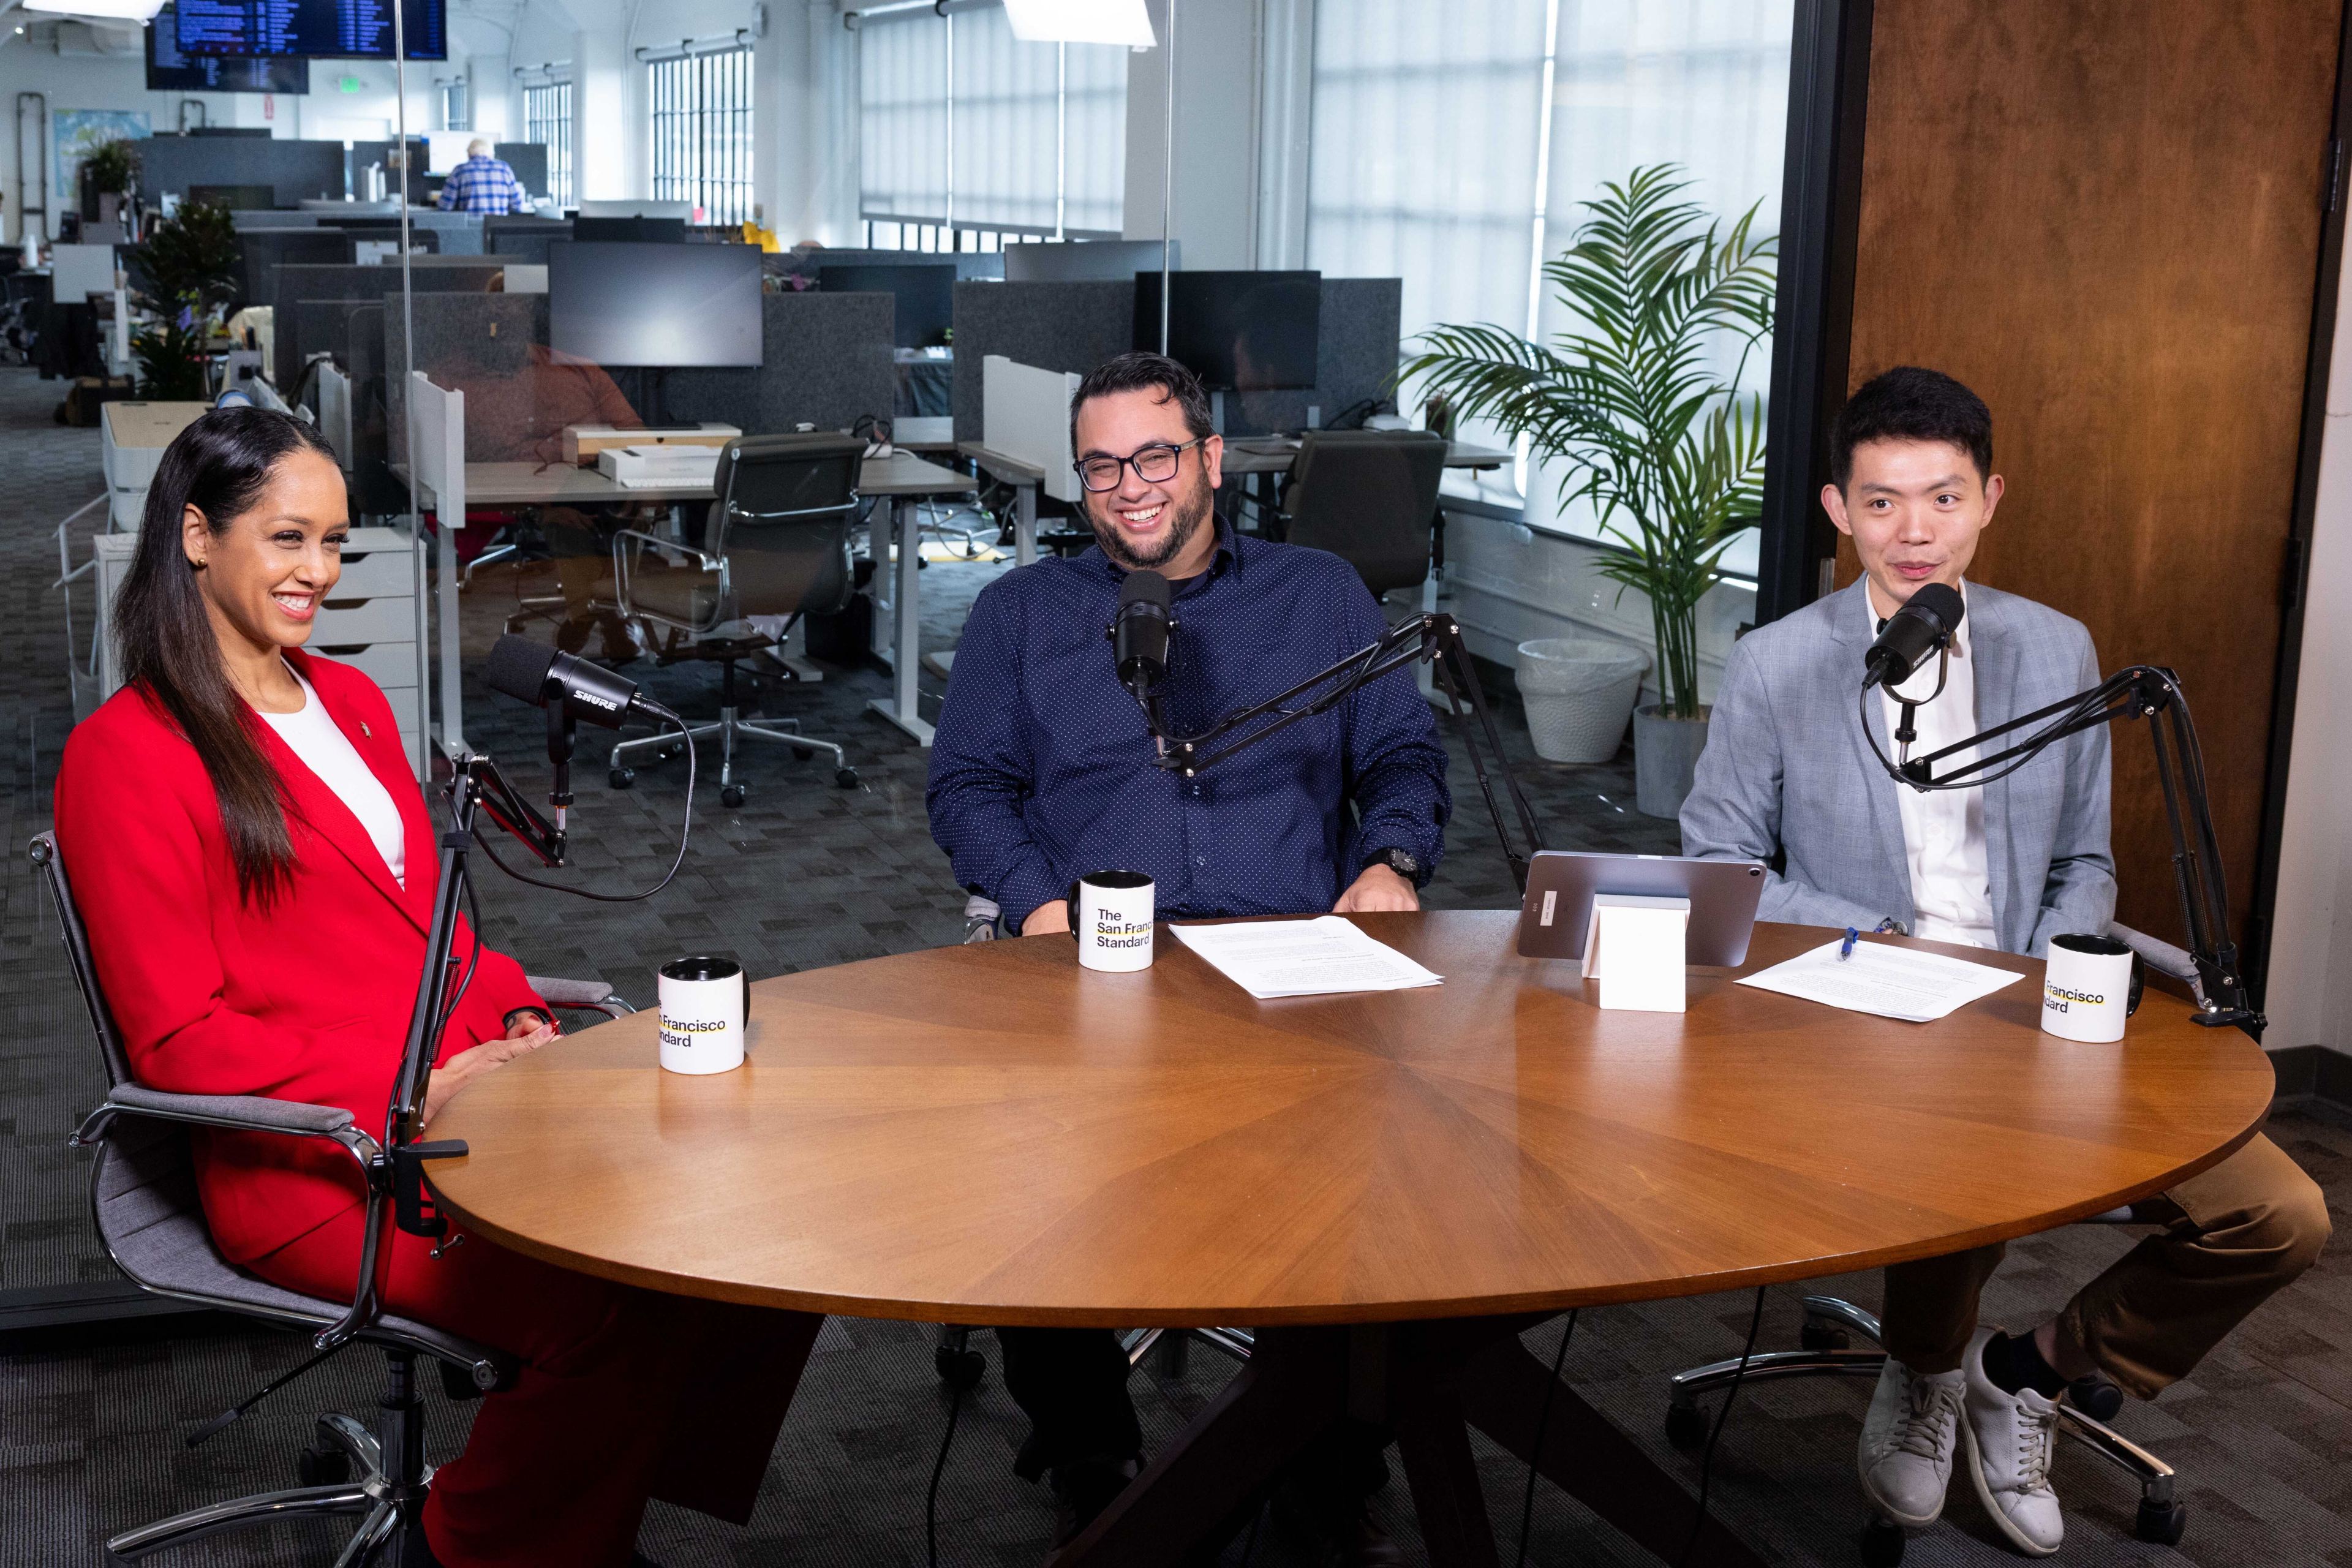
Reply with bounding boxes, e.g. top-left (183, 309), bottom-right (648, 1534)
top-left (107, 1351), bottom-right (437, 1567)
top-left (1665, 1295), bottom-right (2186, 1564)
